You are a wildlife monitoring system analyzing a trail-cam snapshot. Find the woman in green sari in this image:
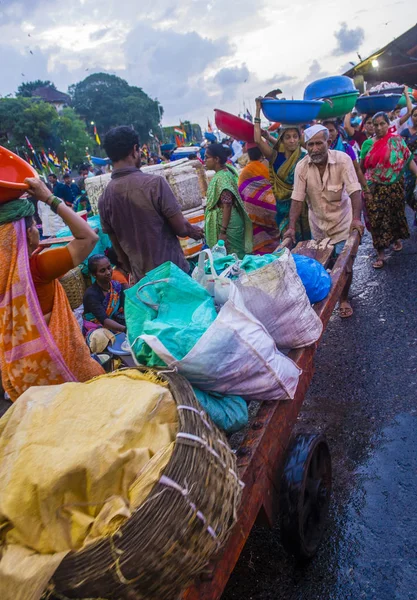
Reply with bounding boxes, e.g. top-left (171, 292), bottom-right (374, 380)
top-left (254, 98), bottom-right (310, 242)
top-left (205, 143), bottom-right (253, 258)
